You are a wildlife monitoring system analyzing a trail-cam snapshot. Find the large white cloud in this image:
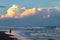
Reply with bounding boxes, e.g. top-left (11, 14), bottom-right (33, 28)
top-left (6, 5), bottom-right (20, 17)
top-left (0, 5), bottom-right (37, 18)
top-left (0, 4), bottom-right (59, 19)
